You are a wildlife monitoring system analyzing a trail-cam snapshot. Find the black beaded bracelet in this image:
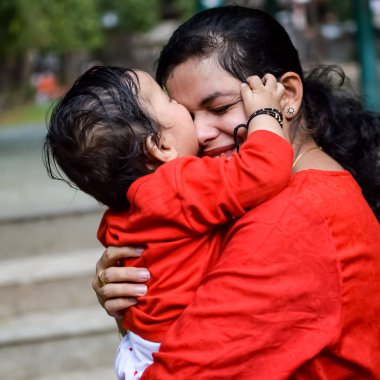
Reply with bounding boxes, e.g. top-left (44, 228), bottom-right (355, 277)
top-left (247, 107), bottom-right (283, 128)
top-left (233, 107), bottom-right (283, 152)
